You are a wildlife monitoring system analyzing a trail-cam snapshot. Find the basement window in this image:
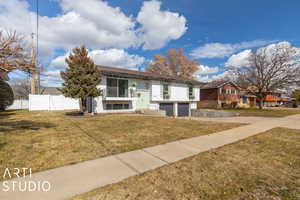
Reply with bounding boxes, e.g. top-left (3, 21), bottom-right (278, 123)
top-left (105, 103), bottom-right (130, 110)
